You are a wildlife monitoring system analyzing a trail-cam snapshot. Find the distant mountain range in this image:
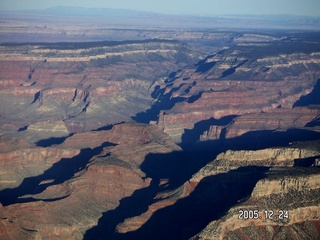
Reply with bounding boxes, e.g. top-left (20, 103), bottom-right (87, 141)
top-left (1, 6), bottom-right (319, 30)
top-left (1, 6), bottom-right (318, 19)
top-left (3, 6), bottom-right (160, 18)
